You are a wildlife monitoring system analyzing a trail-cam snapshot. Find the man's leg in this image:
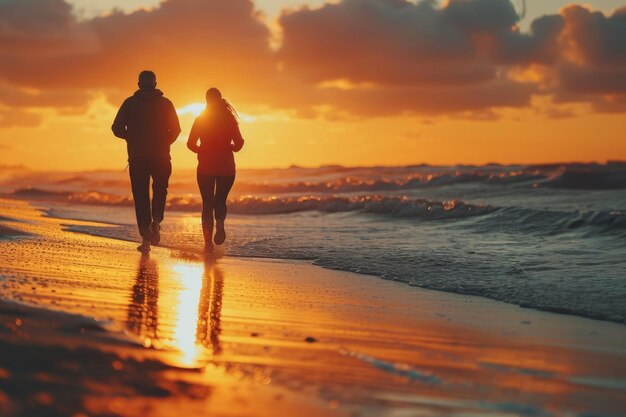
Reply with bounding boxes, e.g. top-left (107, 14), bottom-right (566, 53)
top-left (150, 158), bottom-right (172, 224)
top-left (149, 158), bottom-right (172, 245)
top-left (197, 173), bottom-right (216, 250)
top-left (213, 175), bottom-right (235, 245)
top-left (129, 159), bottom-right (152, 242)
